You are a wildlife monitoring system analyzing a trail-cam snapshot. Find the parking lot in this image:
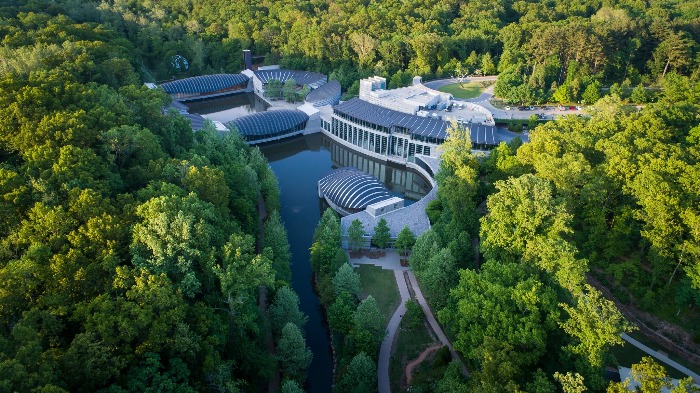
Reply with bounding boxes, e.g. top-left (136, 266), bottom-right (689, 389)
top-left (499, 104), bottom-right (587, 120)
